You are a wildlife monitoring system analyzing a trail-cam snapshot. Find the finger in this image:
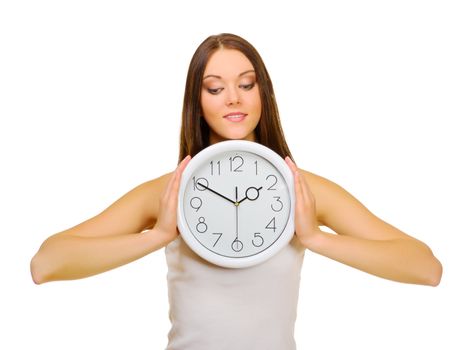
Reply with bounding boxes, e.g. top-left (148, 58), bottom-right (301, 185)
top-left (285, 157), bottom-right (302, 196)
top-left (175, 155), bottom-right (191, 185)
top-left (285, 157), bottom-right (304, 202)
top-left (298, 171), bottom-right (312, 207)
top-left (285, 156), bottom-right (297, 173)
top-left (168, 155), bottom-right (191, 202)
top-left (163, 155), bottom-right (191, 200)
top-left (162, 168), bottom-right (178, 200)
top-left (293, 169), bottom-right (305, 206)
top-left (296, 169), bottom-right (306, 194)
